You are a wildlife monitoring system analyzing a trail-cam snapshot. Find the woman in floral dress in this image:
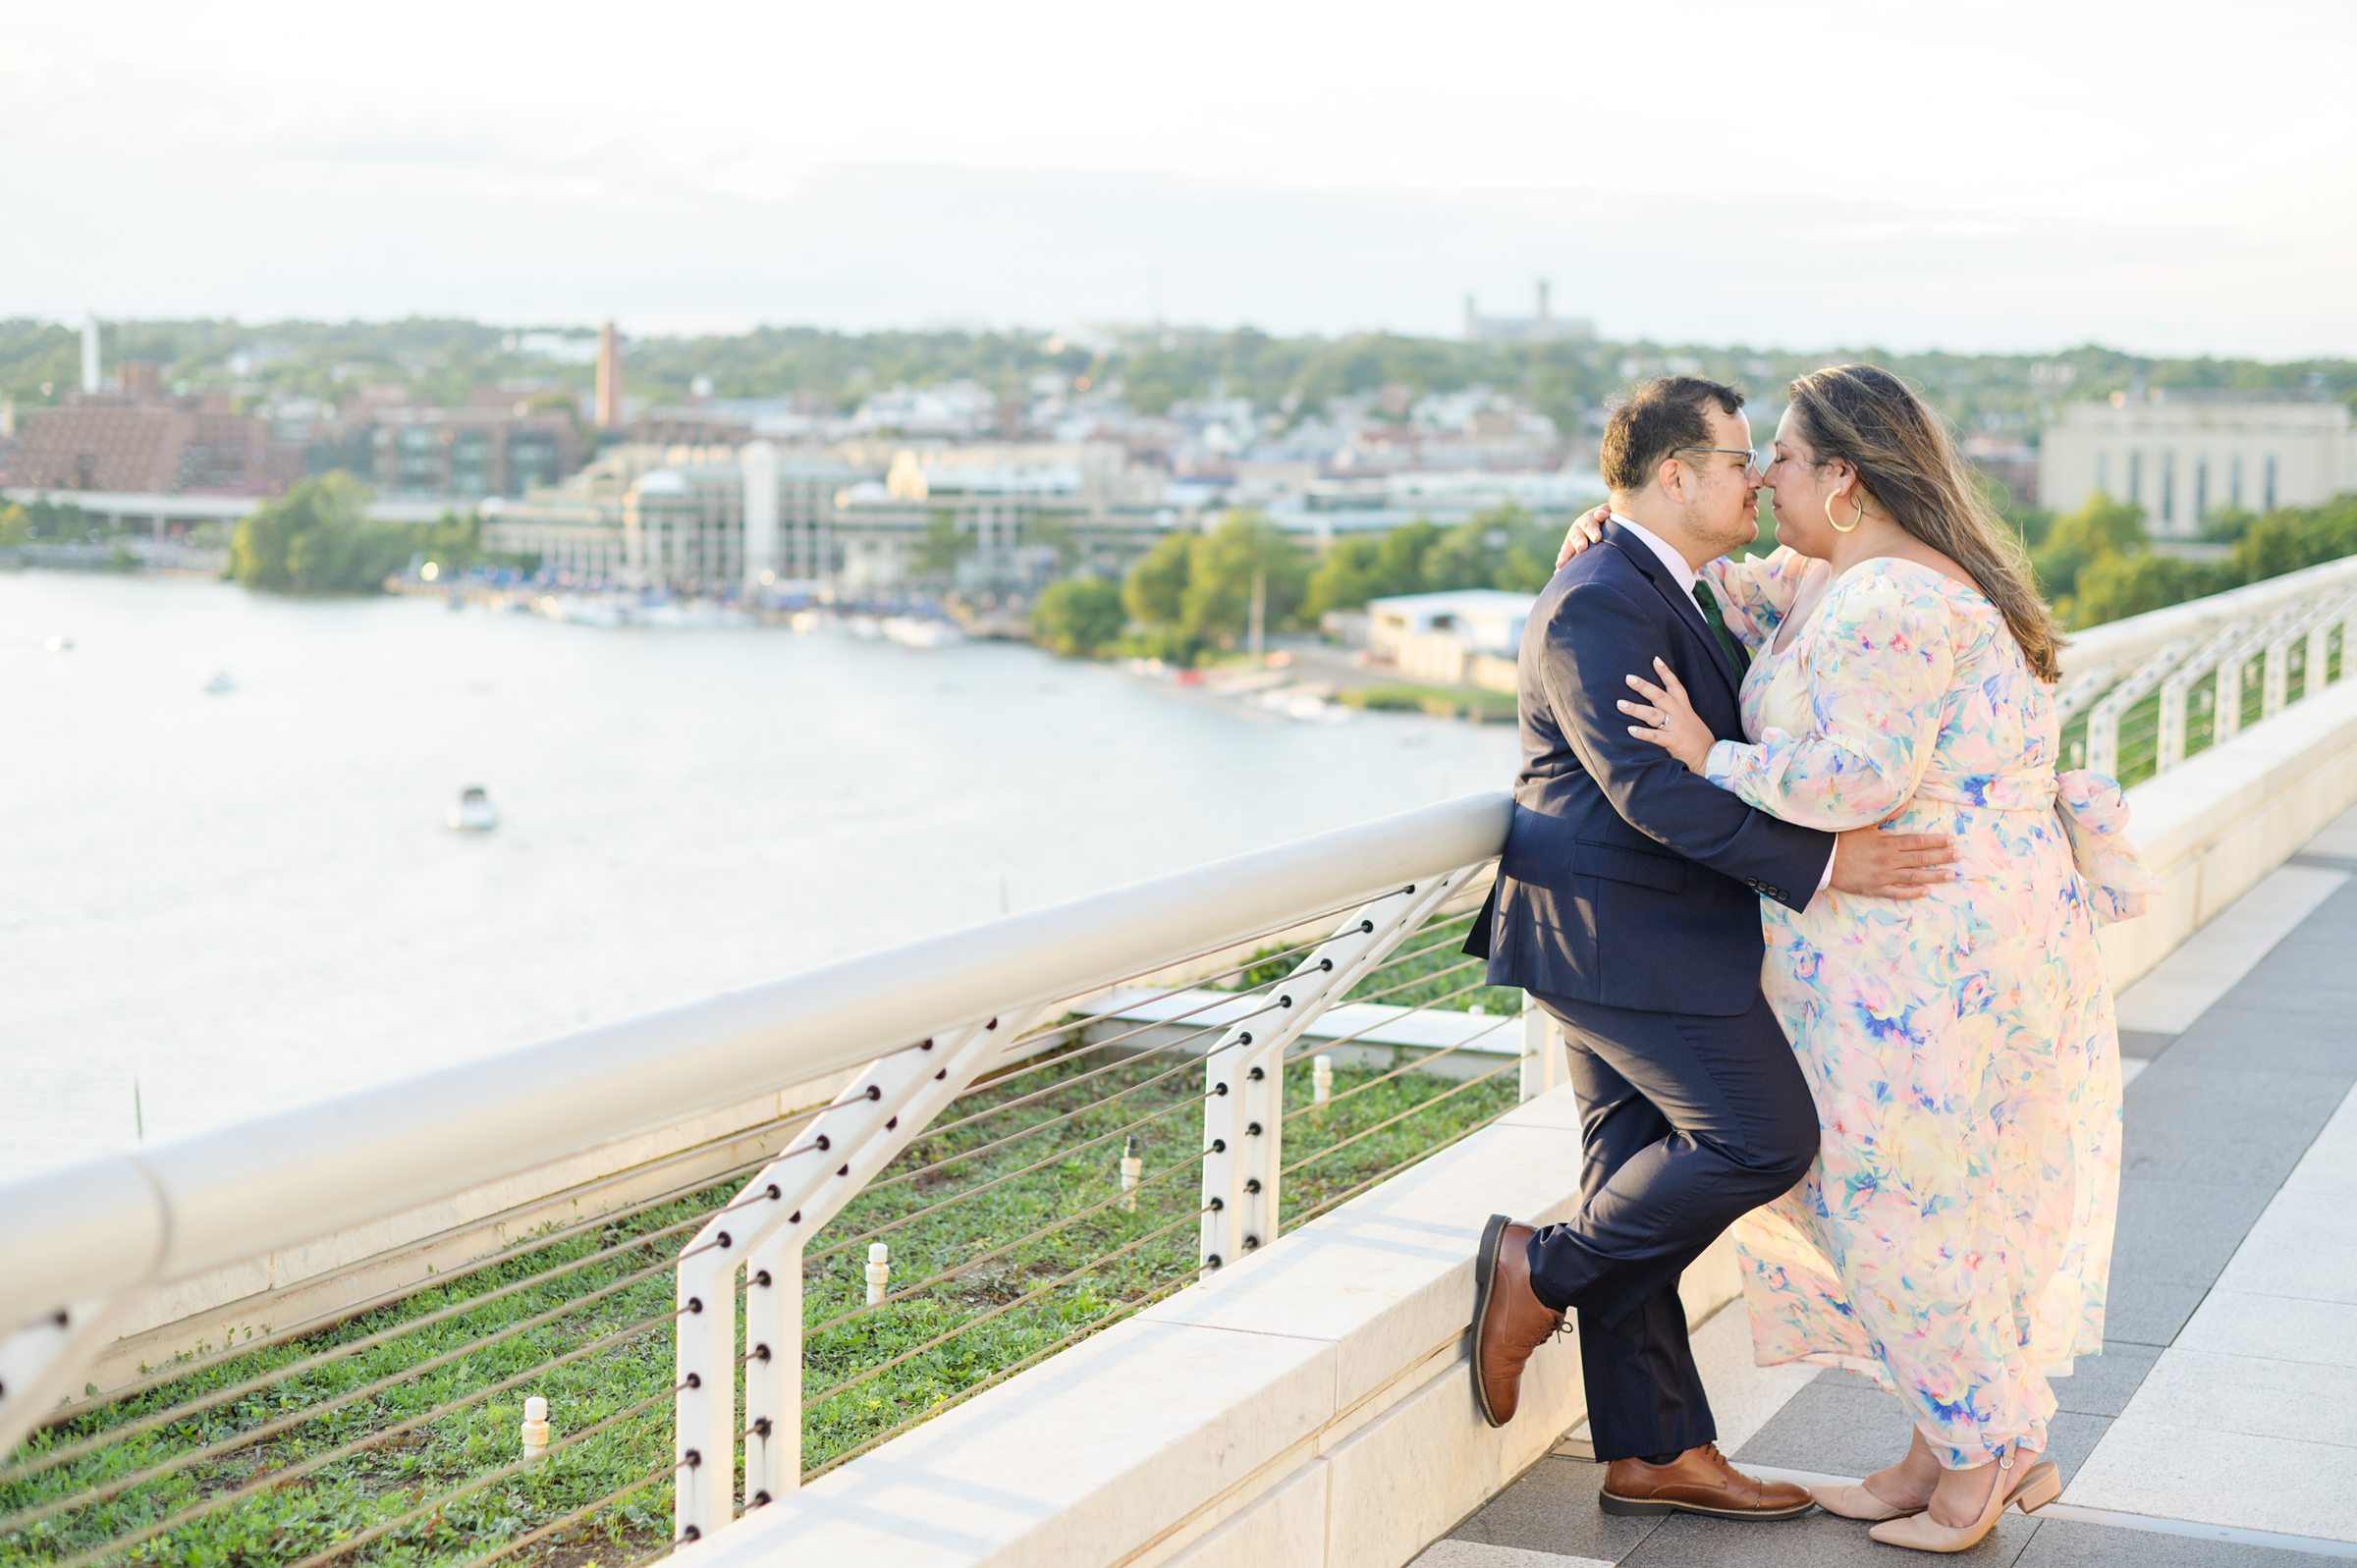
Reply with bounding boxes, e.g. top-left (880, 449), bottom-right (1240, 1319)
top-left (1598, 364), bottom-right (2147, 1552)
